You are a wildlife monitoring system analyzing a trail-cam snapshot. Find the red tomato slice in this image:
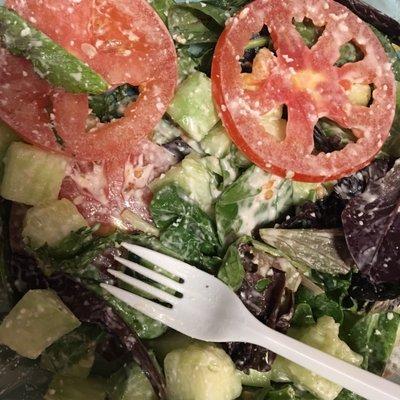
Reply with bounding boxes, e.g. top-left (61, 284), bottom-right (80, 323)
top-left (60, 140), bottom-right (177, 226)
top-left (3, 0), bottom-right (177, 161)
top-left (212, 0), bottom-right (396, 182)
